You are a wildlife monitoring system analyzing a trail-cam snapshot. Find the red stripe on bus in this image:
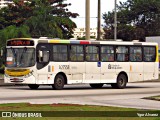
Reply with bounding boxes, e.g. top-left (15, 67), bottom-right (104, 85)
top-left (80, 41), bottom-right (90, 44)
